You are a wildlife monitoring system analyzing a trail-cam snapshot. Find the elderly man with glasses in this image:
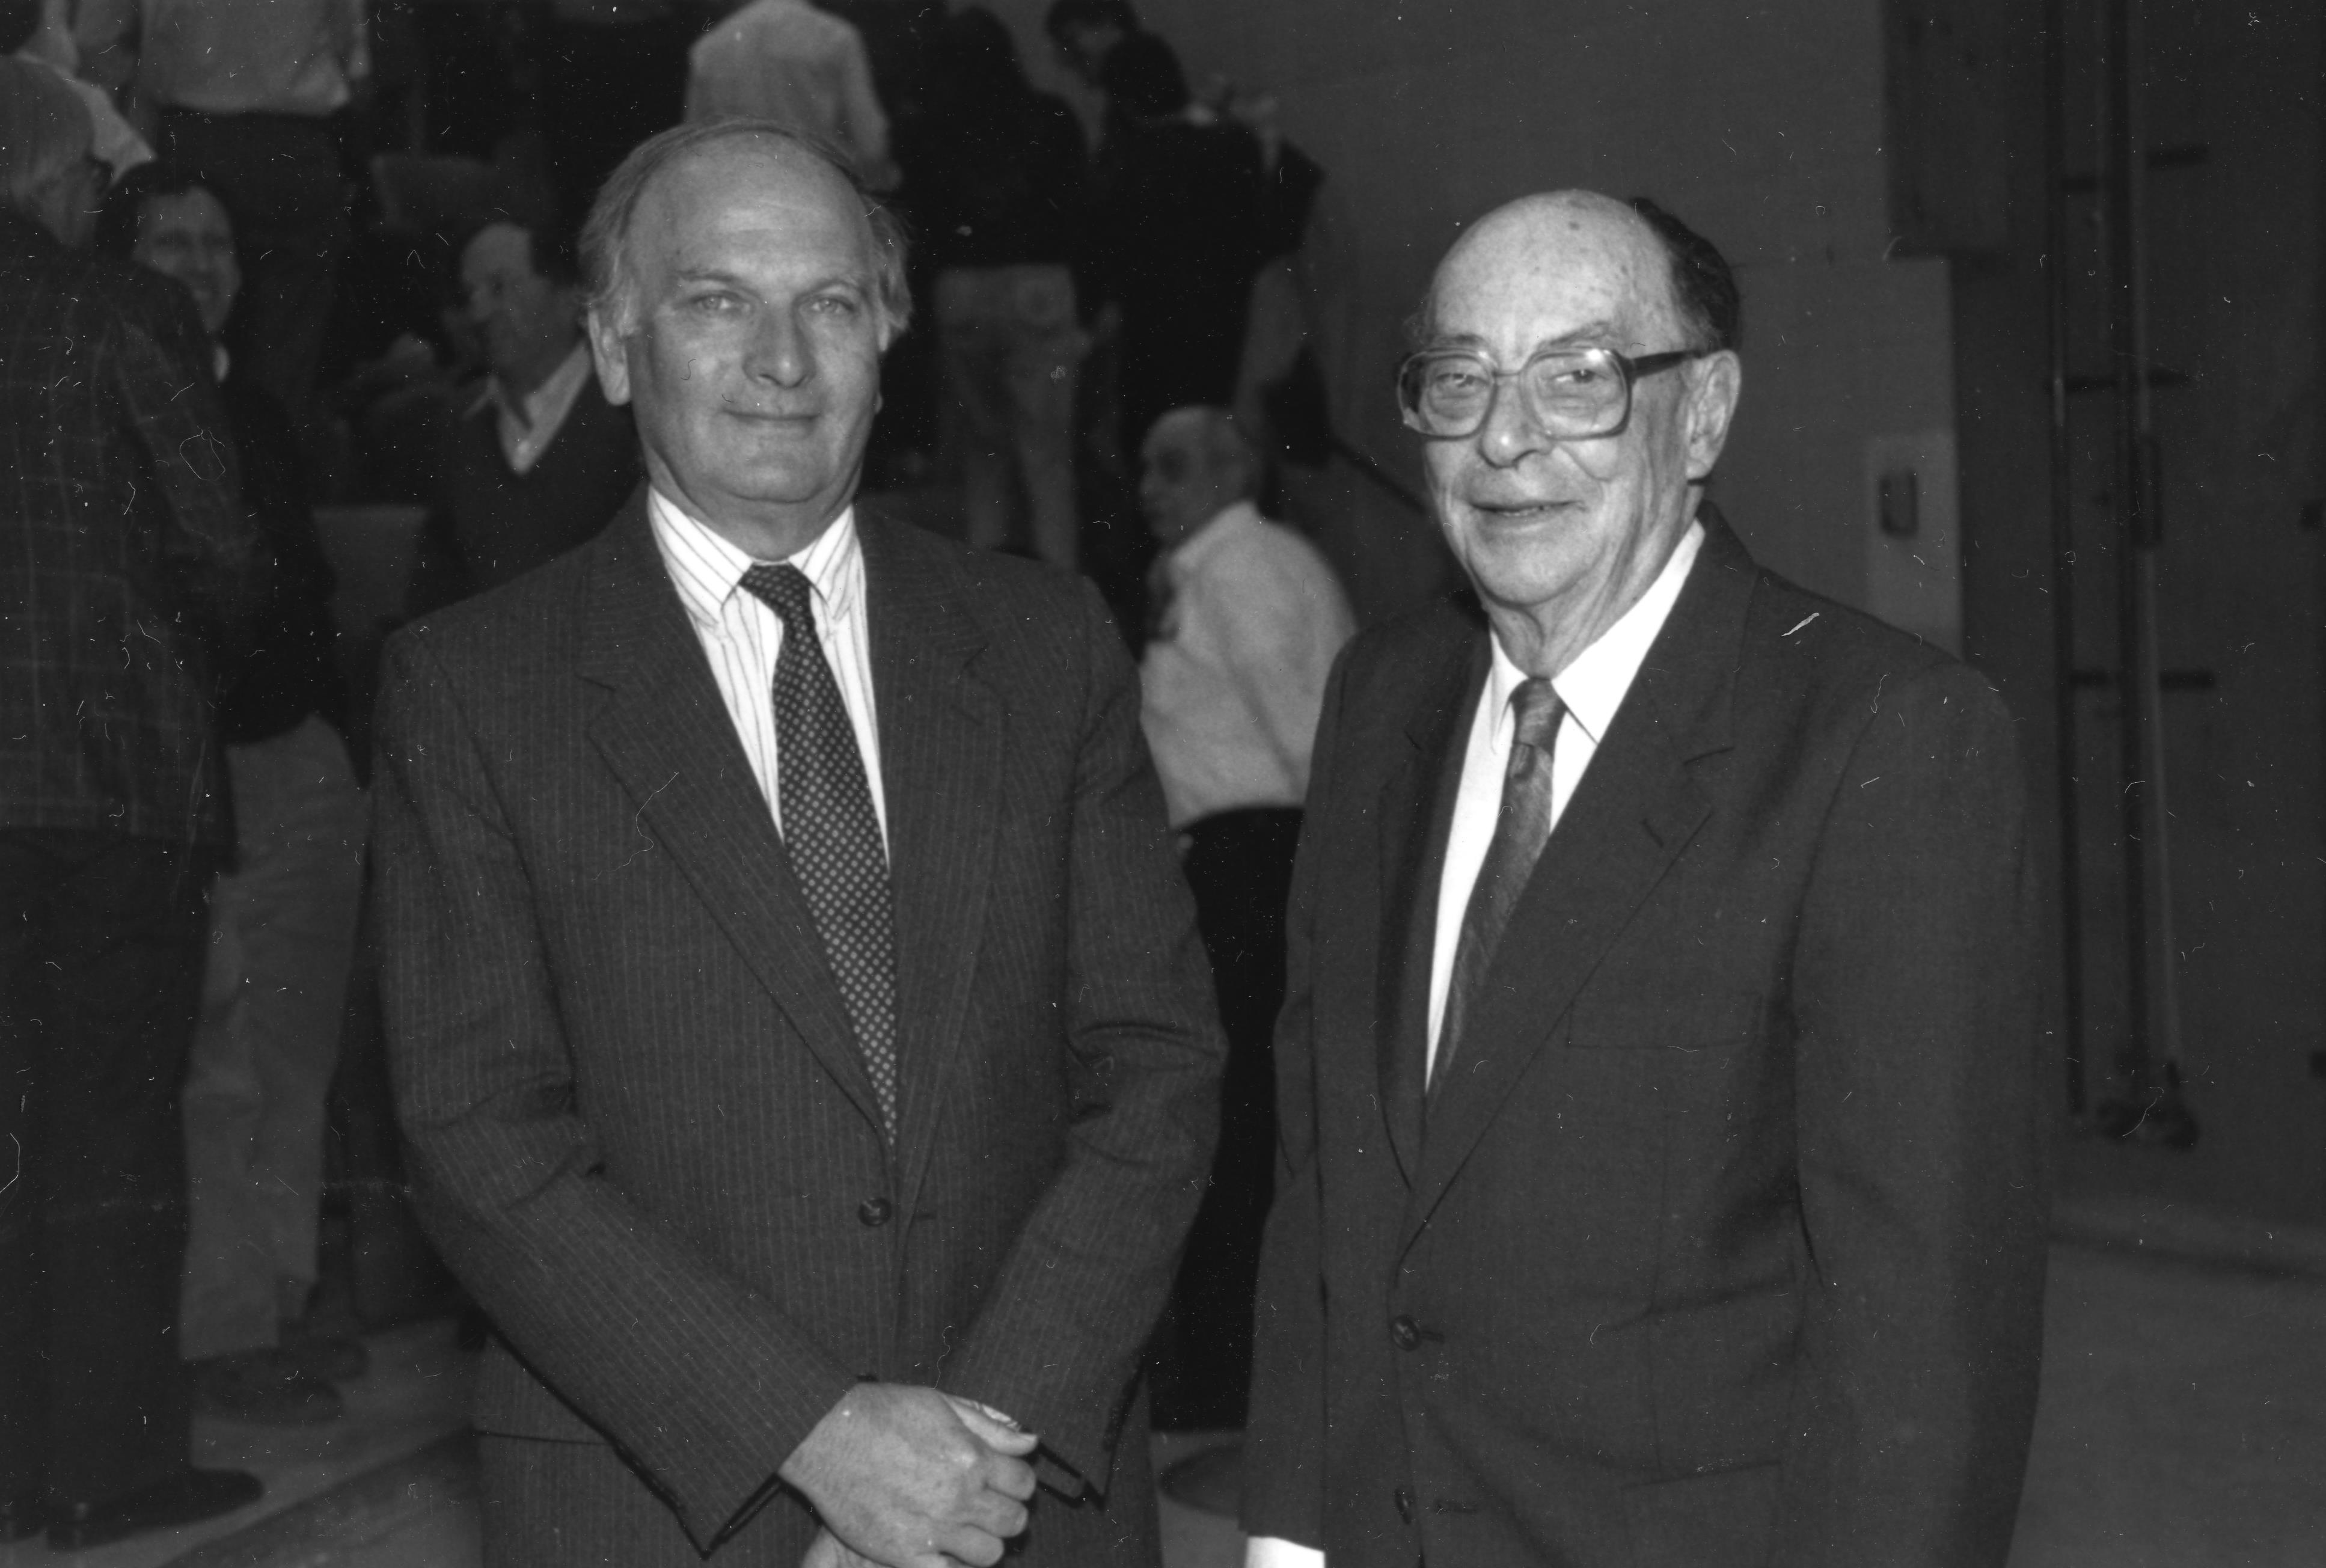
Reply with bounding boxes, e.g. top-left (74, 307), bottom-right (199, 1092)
top-left (1239, 191), bottom-right (2050, 1568)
